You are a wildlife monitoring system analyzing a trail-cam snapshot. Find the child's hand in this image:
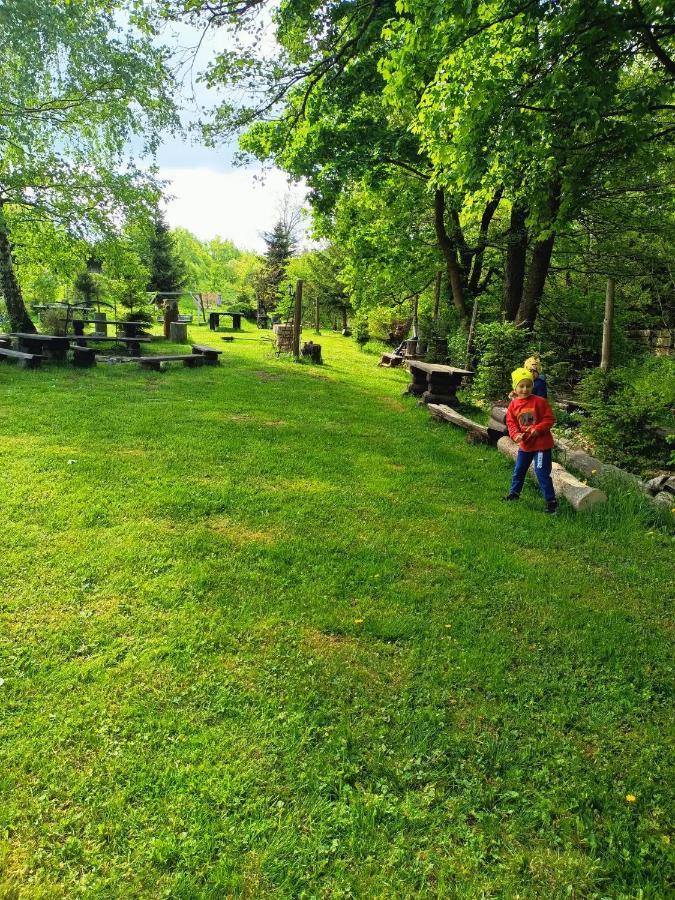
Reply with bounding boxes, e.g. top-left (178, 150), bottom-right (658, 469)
top-left (530, 428), bottom-right (538, 438)
top-left (514, 433), bottom-right (524, 443)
